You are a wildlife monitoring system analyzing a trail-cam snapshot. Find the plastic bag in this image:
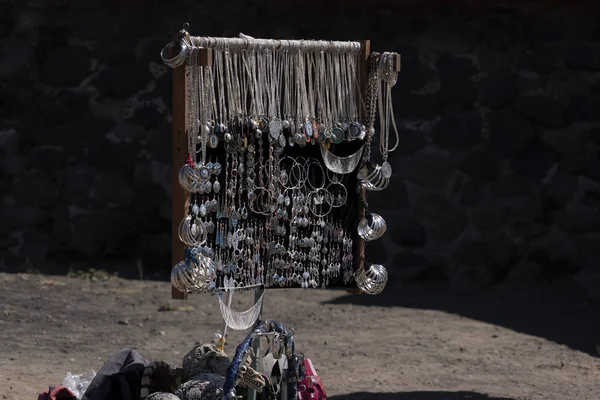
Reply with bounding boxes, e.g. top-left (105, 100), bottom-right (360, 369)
top-left (62, 370), bottom-right (96, 399)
